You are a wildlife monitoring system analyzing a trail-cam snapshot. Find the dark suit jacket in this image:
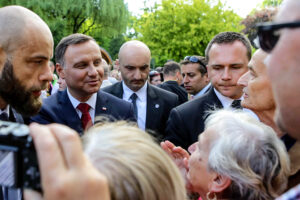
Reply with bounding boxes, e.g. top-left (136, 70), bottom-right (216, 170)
top-left (158, 81), bottom-right (188, 105)
top-left (102, 82), bottom-right (179, 140)
top-left (30, 90), bottom-right (135, 134)
top-left (165, 87), bottom-right (223, 150)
